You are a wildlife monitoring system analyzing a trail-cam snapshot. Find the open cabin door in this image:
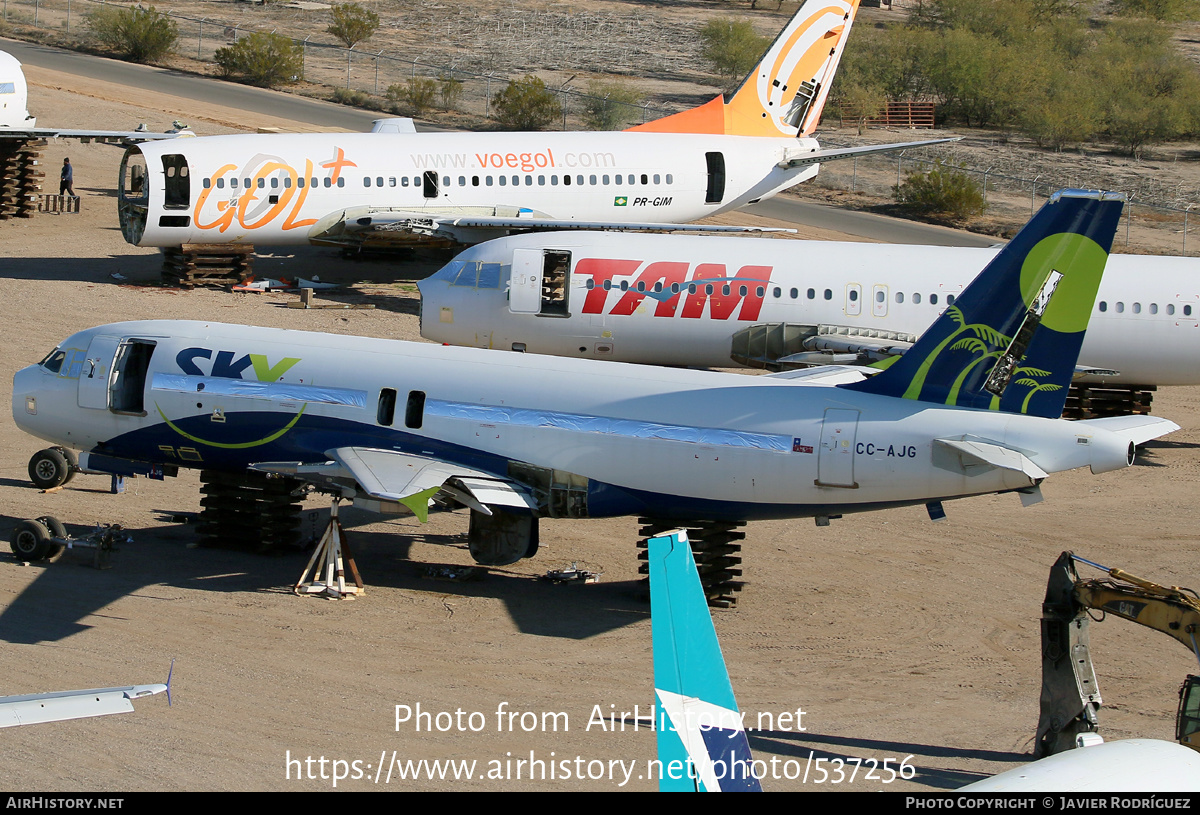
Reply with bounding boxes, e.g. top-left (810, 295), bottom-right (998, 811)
top-left (509, 249), bottom-right (571, 317)
top-left (509, 249), bottom-right (543, 314)
top-left (77, 337), bottom-right (155, 414)
top-left (78, 335), bottom-right (122, 410)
